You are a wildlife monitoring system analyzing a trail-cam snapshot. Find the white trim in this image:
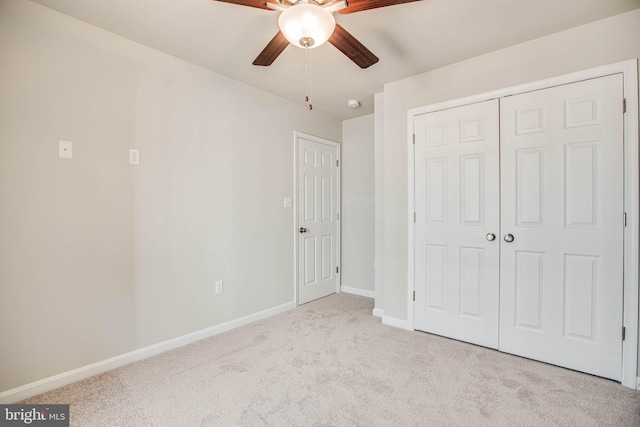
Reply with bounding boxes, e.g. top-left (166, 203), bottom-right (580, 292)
top-left (636, 377), bottom-right (640, 391)
top-left (0, 300), bottom-right (295, 404)
top-left (407, 105), bottom-right (416, 332)
top-left (408, 60), bottom-right (638, 117)
top-left (621, 59), bottom-right (639, 390)
top-left (293, 132), bottom-right (299, 307)
top-left (372, 308), bottom-right (384, 318)
top-left (341, 286), bottom-right (375, 298)
top-left (407, 59), bottom-right (639, 389)
top-left (382, 315), bottom-right (413, 331)
top-left (293, 131), bottom-right (341, 306)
